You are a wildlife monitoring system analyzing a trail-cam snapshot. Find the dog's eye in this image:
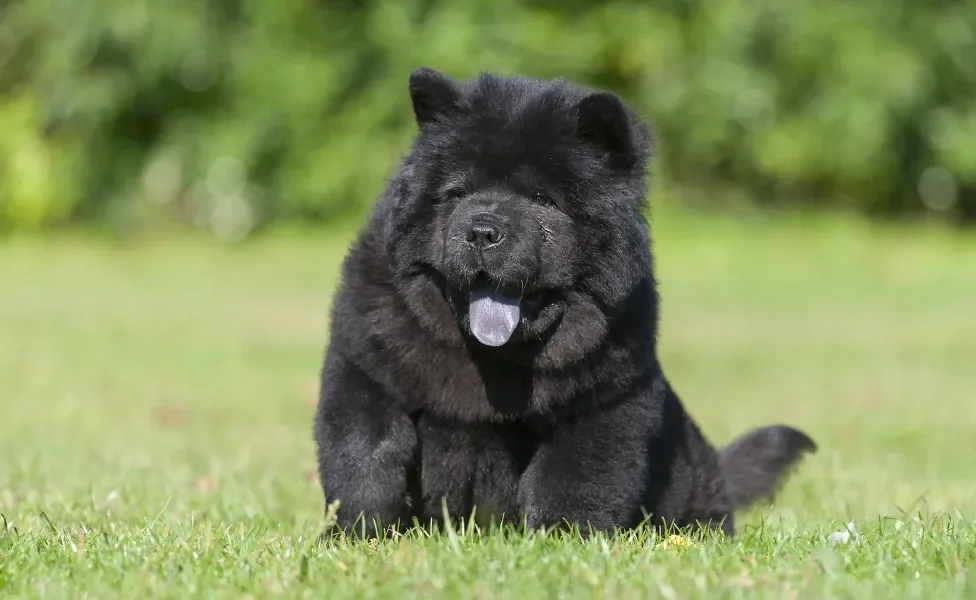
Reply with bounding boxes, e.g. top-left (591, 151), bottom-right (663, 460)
top-left (443, 188), bottom-right (464, 201)
top-left (531, 191), bottom-right (554, 207)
